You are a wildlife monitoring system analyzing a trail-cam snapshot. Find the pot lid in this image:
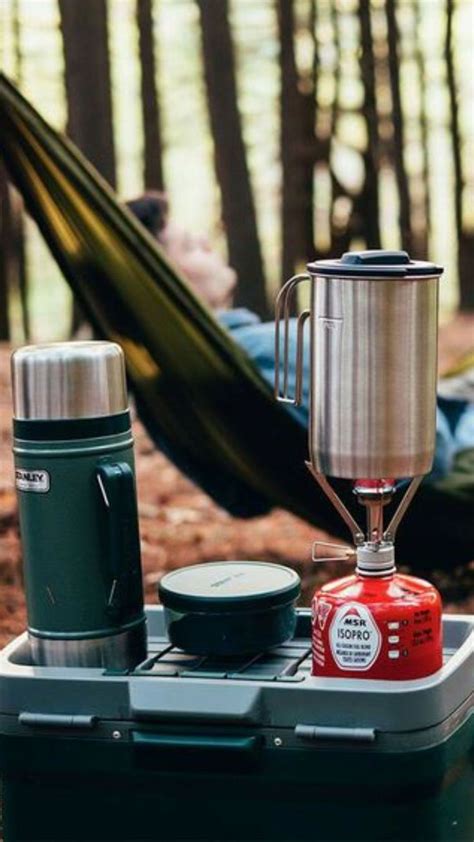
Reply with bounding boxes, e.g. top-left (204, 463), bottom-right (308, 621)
top-left (307, 250), bottom-right (444, 278)
top-left (158, 561), bottom-right (300, 614)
